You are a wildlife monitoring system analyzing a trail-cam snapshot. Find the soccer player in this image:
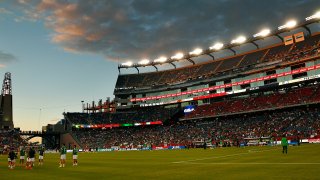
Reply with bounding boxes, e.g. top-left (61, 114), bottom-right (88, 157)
top-left (26, 157), bottom-right (32, 170)
top-left (20, 147), bottom-right (26, 166)
top-left (28, 147), bottom-right (36, 167)
top-left (72, 145), bottom-right (78, 166)
top-left (8, 148), bottom-right (17, 169)
top-left (7, 150), bottom-right (11, 168)
top-left (38, 147), bottom-right (45, 166)
top-left (203, 141), bottom-right (207, 150)
top-left (281, 135), bottom-right (288, 154)
top-left (59, 144), bottom-right (67, 168)
top-left (270, 137), bottom-right (274, 146)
